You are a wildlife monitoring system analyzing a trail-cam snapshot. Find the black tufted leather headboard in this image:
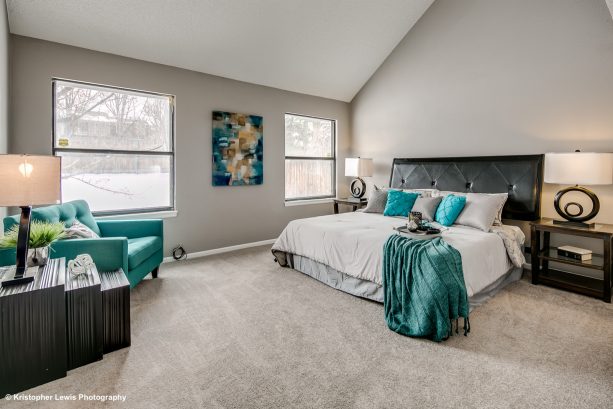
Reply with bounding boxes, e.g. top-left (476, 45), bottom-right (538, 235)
top-left (389, 155), bottom-right (544, 221)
